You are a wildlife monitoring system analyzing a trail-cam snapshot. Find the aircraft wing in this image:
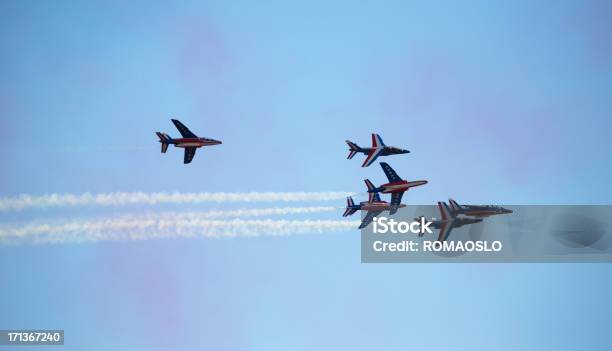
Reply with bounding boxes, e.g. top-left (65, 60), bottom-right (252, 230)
top-left (359, 210), bottom-right (383, 229)
top-left (361, 148), bottom-right (384, 167)
top-left (172, 119), bottom-right (198, 138)
top-left (184, 147), bottom-right (197, 164)
top-left (388, 192), bottom-right (404, 215)
top-left (437, 221), bottom-right (454, 242)
top-left (380, 162), bottom-right (402, 182)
